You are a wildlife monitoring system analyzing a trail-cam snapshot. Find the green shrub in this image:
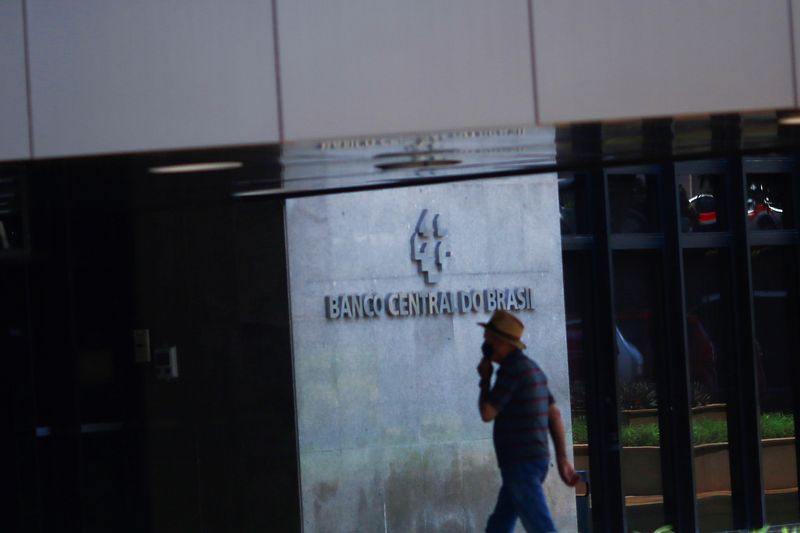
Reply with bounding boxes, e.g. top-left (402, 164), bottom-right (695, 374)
top-left (571, 412), bottom-right (794, 446)
top-left (761, 412), bottom-right (795, 440)
top-left (572, 416), bottom-right (588, 444)
top-left (622, 423), bottom-right (661, 447)
top-left (634, 525), bottom-right (800, 533)
top-left (692, 419), bottom-right (728, 445)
